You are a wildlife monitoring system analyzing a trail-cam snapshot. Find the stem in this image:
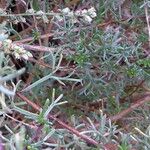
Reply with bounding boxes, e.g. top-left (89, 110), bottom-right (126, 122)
top-left (16, 92), bottom-right (99, 146)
